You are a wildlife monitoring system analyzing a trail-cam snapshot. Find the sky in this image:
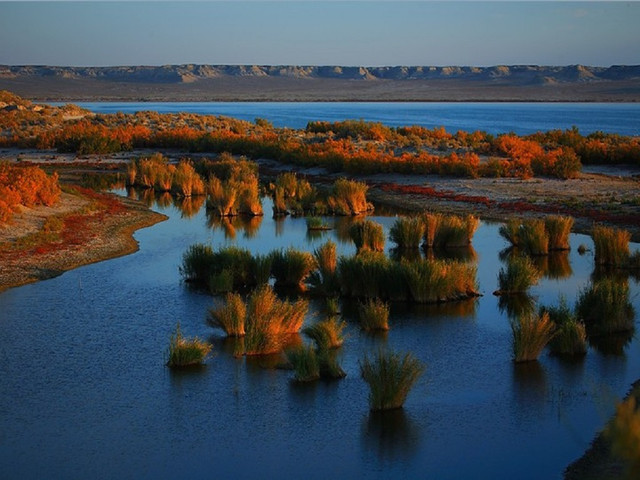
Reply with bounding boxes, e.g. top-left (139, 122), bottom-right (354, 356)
top-left (0, 1), bottom-right (638, 67)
